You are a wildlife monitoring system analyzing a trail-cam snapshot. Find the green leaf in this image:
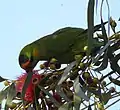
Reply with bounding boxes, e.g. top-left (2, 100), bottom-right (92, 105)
top-left (21, 71), bottom-right (33, 105)
top-left (95, 0), bottom-right (98, 14)
top-left (6, 83), bottom-right (16, 105)
top-left (109, 76), bottom-right (120, 86)
top-left (93, 19), bottom-right (108, 71)
top-left (58, 102), bottom-right (73, 110)
top-left (84, 86), bottom-right (101, 96)
top-left (38, 85), bottom-right (60, 107)
top-left (88, 105), bottom-right (92, 110)
top-left (74, 76), bottom-right (89, 101)
top-left (100, 0), bottom-right (110, 35)
top-left (92, 40), bottom-right (112, 64)
top-left (110, 40), bottom-right (120, 52)
top-left (58, 61), bottom-right (76, 85)
top-left (109, 53), bottom-right (120, 75)
top-left (94, 60), bottom-right (102, 66)
top-left (0, 76), bottom-right (7, 82)
top-left (118, 18), bottom-right (120, 21)
top-left (73, 94), bottom-right (81, 110)
top-left (101, 18), bottom-right (108, 43)
top-left (94, 52), bottom-right (108, 71)
top-left (56, 85), bottom-right (70, 102)
top-left (34, 87), bottom-right (41, 110)
top-left (0, 87), bottom-right (9, 103)
top-left (87, 0), bottom-right (95, 55)
top-left (4, 104), bottom-right (9, 110)
top-left (101, 92), bottom-right (111, 105)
